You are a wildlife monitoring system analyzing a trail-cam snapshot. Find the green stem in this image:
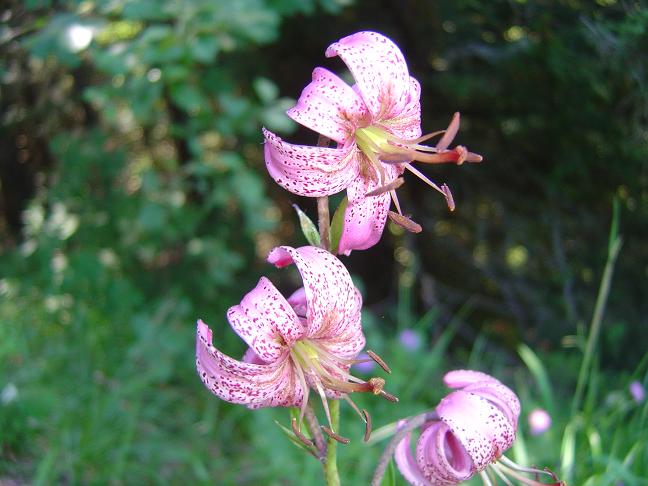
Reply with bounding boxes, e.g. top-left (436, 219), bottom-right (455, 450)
top-left (316, 134), bottom-right (331, 252)
top-left (317, 196), bottom-right (330, 251)
top-left (314, 143), bottom-right (338, 485)
top-left (325, 400), bottom-right (341, 486)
